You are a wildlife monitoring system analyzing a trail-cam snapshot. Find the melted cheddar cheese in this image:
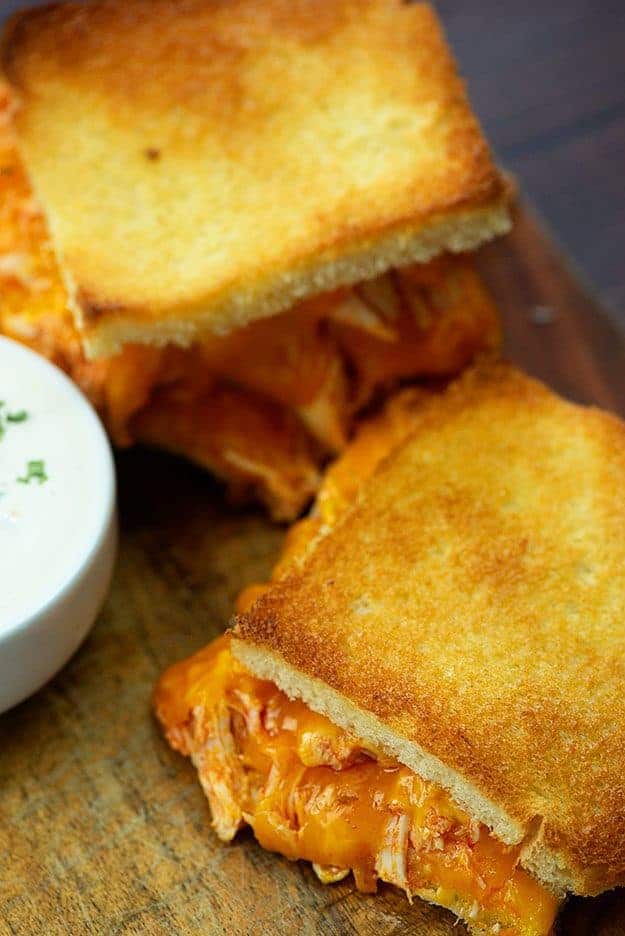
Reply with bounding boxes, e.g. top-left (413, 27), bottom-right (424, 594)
top-left (154, 636), bottom-right (559, 935)
top-left (0, 83), bottom-right (499, 520)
